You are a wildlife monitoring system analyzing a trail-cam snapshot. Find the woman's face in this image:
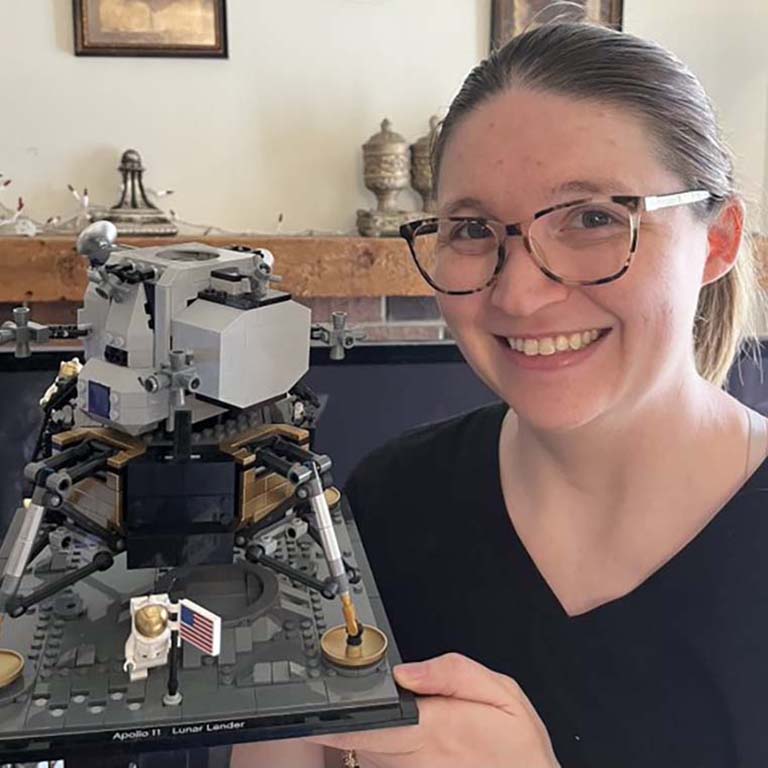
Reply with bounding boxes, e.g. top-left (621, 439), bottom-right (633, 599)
top-left (436, 87), bottom-right (718, 432)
